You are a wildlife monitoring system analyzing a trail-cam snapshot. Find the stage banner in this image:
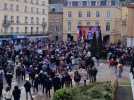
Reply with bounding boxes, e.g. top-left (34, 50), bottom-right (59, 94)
top-left (77, 26), bottom-right (100, 41)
